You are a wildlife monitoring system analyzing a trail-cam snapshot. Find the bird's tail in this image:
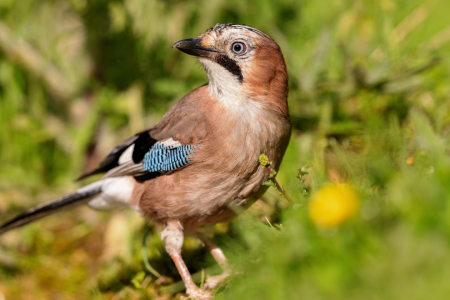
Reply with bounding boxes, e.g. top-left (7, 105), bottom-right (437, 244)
top-left (0, 182), bottom-right (102, 235)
